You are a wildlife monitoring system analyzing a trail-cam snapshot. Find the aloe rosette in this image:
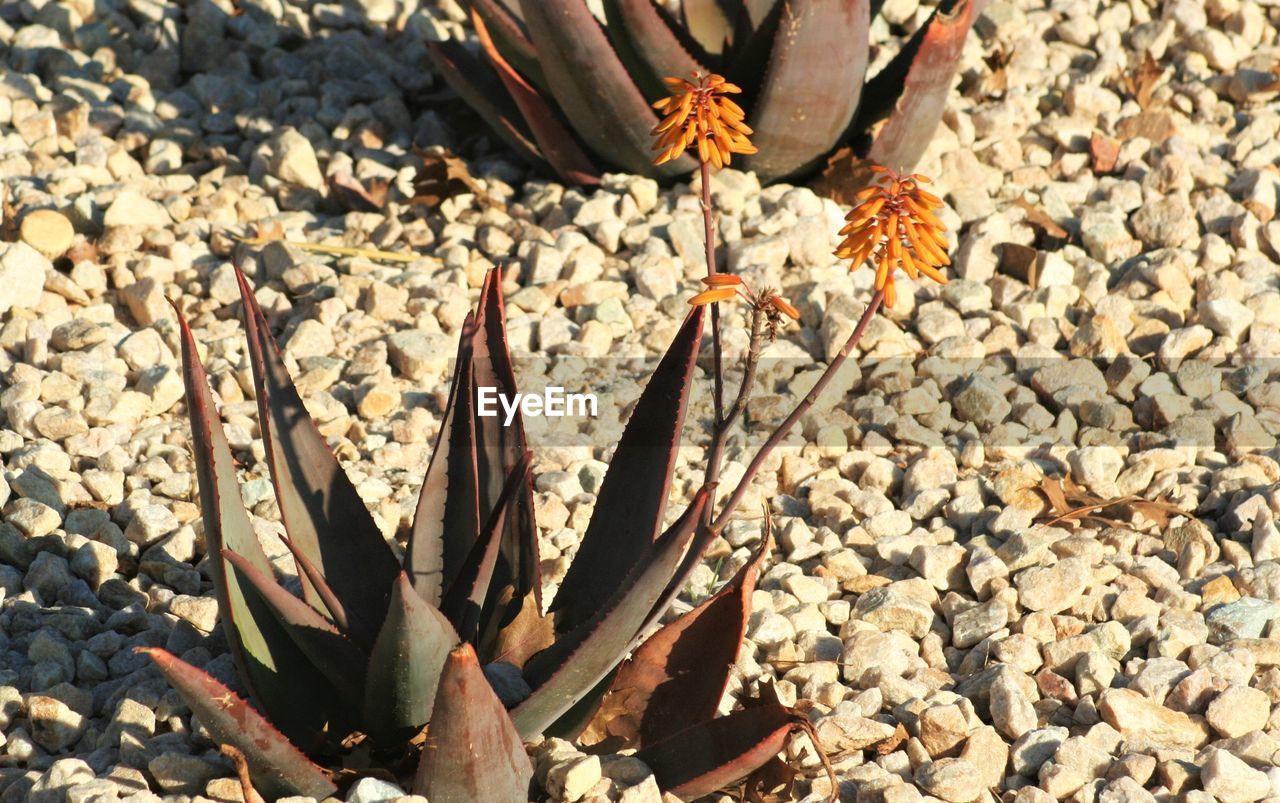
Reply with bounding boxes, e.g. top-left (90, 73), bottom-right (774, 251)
top-left (142, 265), bottom-right (823, 801)
top-left (425, 0), bottom-right (984, 184)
